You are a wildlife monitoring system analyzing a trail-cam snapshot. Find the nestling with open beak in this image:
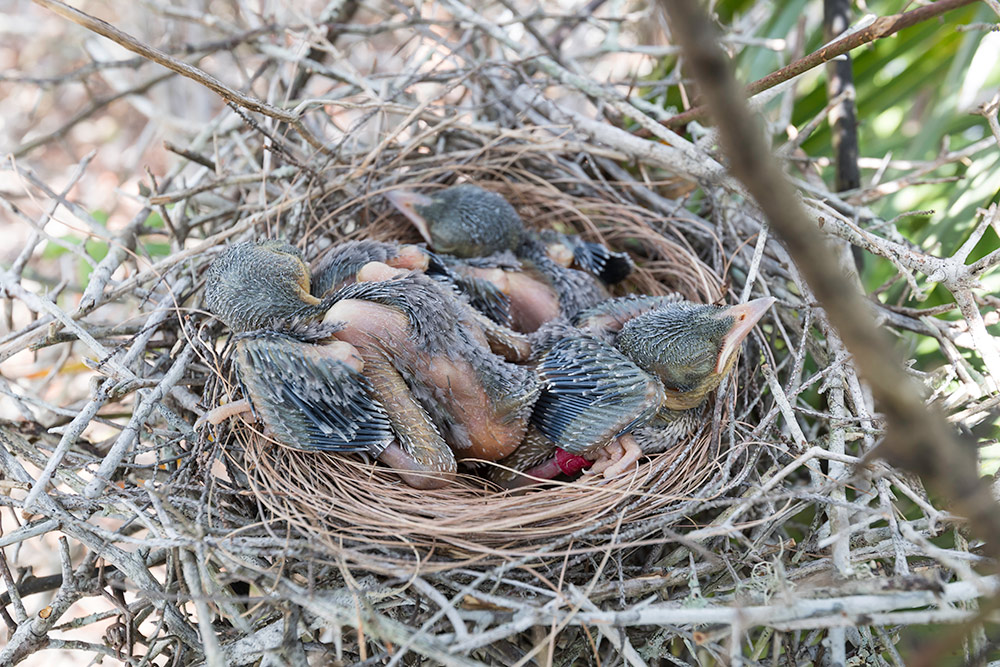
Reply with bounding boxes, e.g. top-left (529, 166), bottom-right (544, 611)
top-left (491, 296), bottom-right (775, 487)
top-left (385, 184), bottom-right (633, 332)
